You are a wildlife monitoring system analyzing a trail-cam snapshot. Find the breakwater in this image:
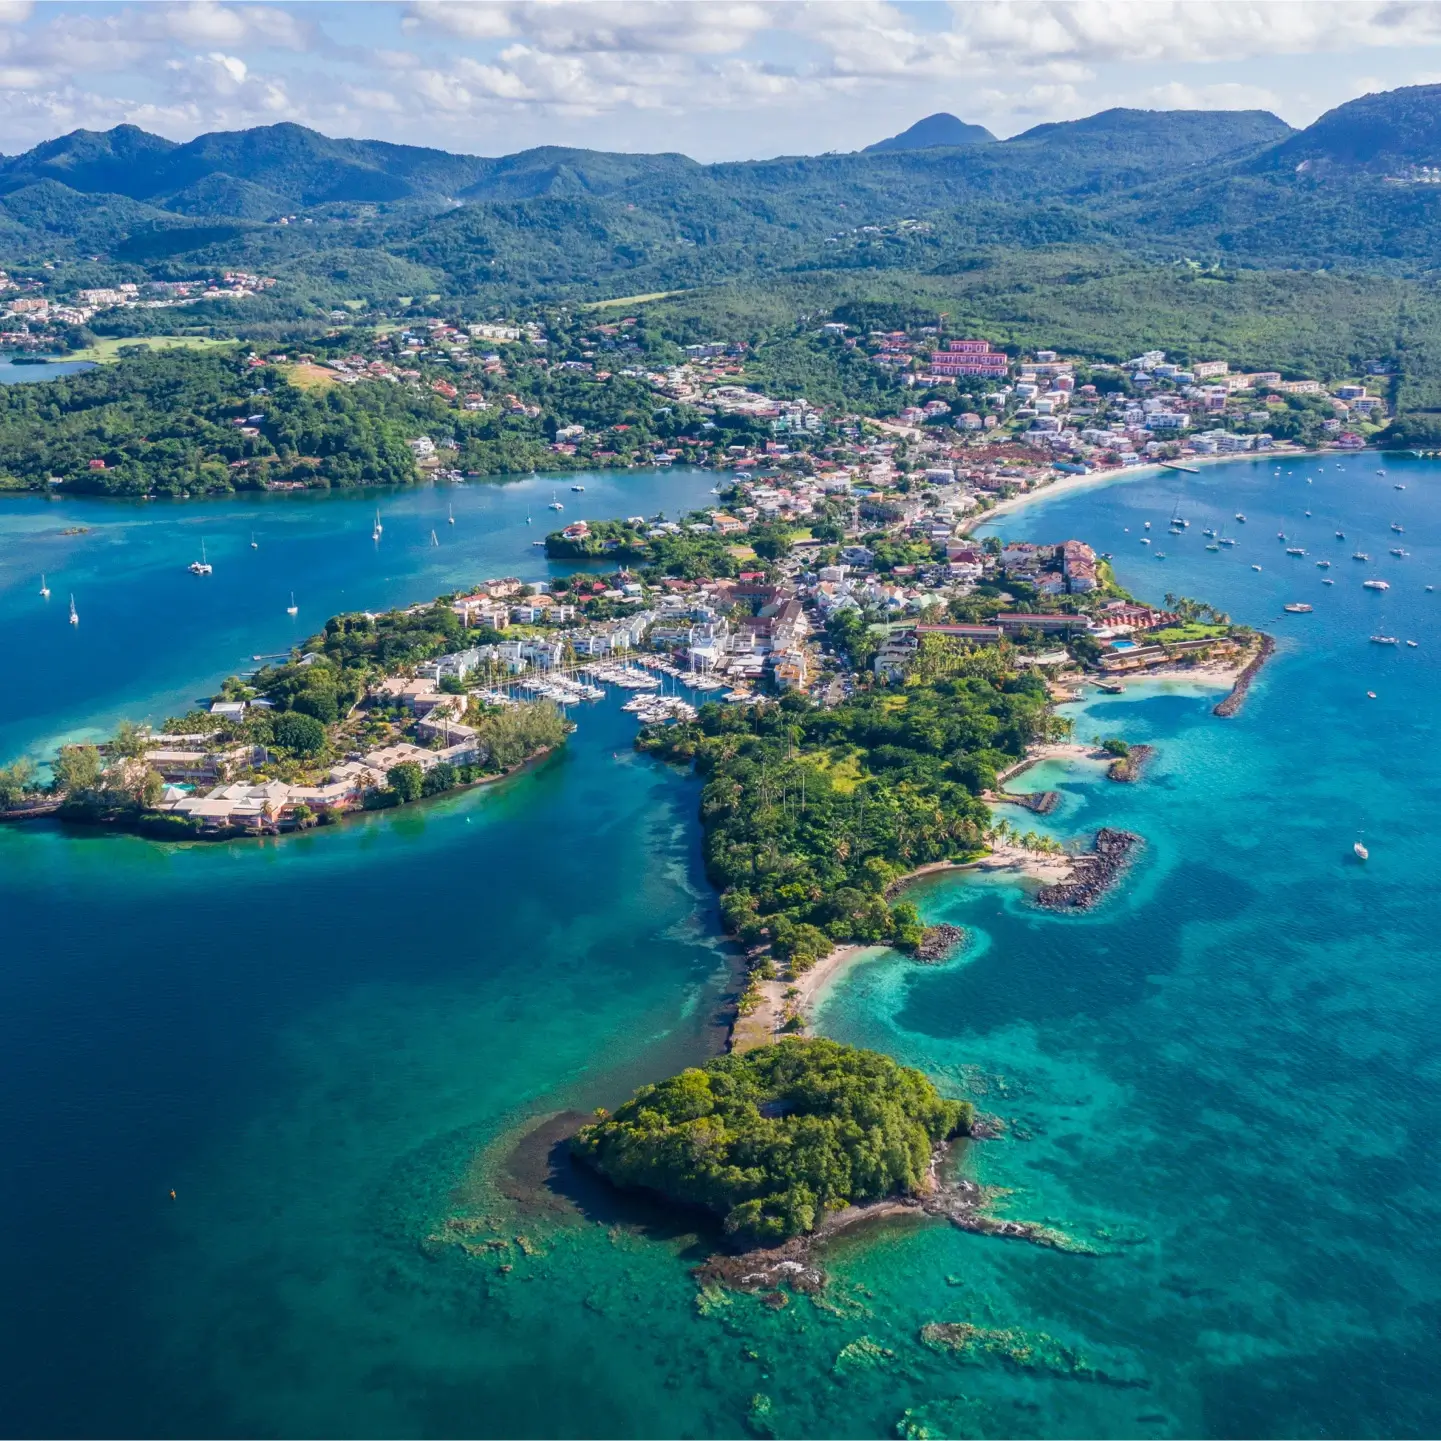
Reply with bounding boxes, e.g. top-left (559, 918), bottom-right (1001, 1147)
top-left (1035, 828), bottom-right (1141, 910)
top-left (1214, 633), bottom-right (1276, 717)
top-left (994, 788), bottom-right (1062, 813)
top-left (1107, 744), bottom-right (1155, 783)
top-left (914, 924), bottom-right (966, 962)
